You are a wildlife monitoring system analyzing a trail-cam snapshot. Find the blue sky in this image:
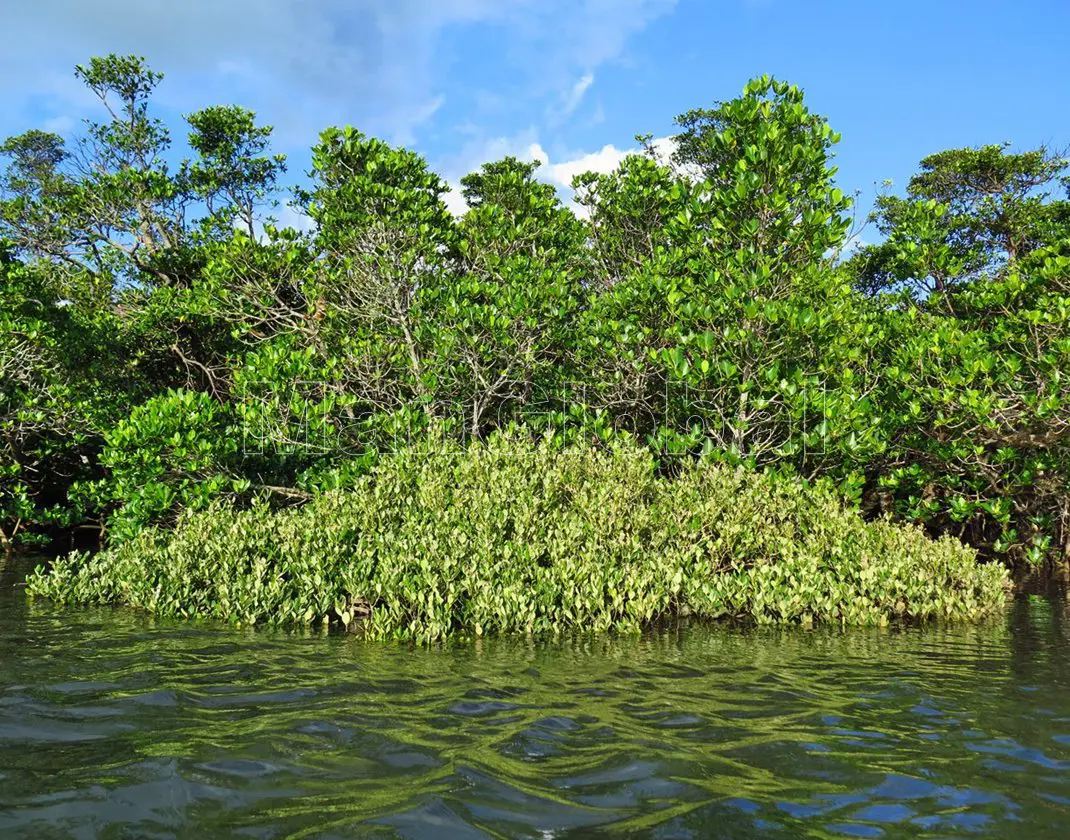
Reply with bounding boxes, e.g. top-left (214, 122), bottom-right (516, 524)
top-left (3, 0), bottom-right (1068, 226)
